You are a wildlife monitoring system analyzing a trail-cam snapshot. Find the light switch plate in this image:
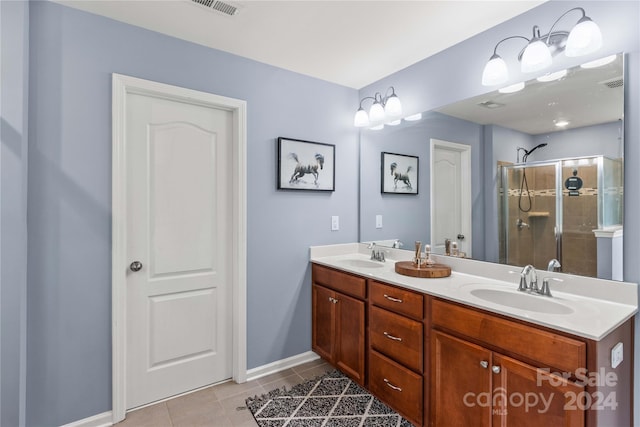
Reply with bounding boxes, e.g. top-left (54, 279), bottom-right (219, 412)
top-left (611, 342), bottom-right (623, 368)
top-left (376, 215), bottom-right (383, 229)
top-left (331, 216), bottom-right (339, 231)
